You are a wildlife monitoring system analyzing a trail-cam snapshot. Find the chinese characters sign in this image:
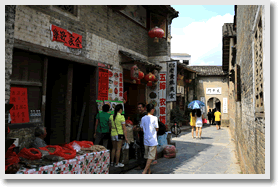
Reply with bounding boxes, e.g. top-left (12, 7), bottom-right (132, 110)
top-left (9, 87), bottom-right (29, 124)
top-left (166, 61), bottom-right (177, 102)
top-left (50, 24), bottom-right (82, 49)
top-left (108, 67), bottom-right (123, 102)
top-left (158, 72), bottom-right (167, 125)
top-left (200, 97), bottom-right (206, 114)
top-left (206, 88), bottom-right (222, 95)
top-left (223, 98), bottom-right (228, 113)
top-left (98, 68), bottom-right (109, 101)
